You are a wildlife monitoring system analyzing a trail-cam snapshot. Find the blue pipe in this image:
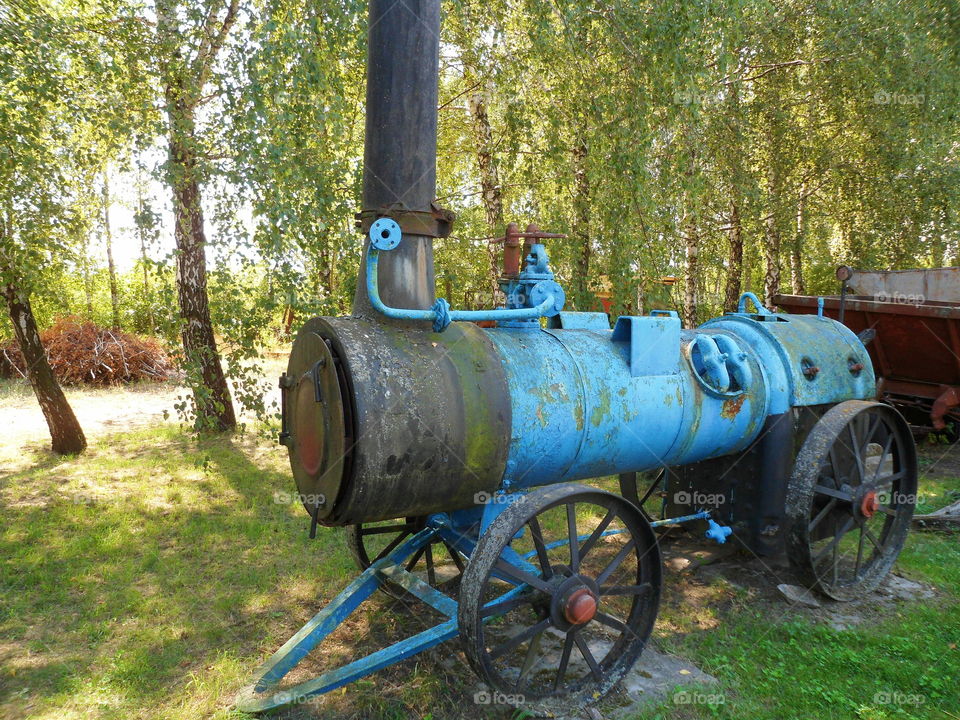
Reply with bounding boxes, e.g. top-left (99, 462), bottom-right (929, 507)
top-left (737, 291), bottom-right (772, 315)
top-left (366, 246), bottom-right (555, 332)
